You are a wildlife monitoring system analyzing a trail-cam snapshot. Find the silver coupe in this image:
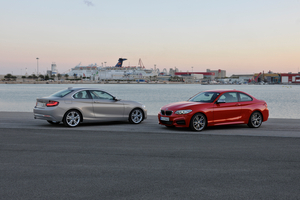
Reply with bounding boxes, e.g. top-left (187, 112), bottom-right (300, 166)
top-left (33, 87), bottom-right (147, 127)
